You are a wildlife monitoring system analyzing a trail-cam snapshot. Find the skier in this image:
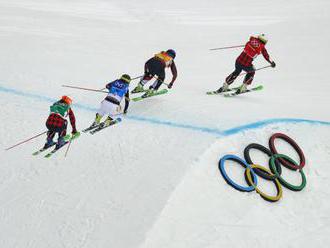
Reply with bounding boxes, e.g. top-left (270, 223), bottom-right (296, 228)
top-left (131, 49), bottom-right (178, 96)
top-left (217, 34), bottom-right (276, 94)
top-left (88, 74), bottom-right (131, 128)
top-left (44, 95), bottom-right (78, 149)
